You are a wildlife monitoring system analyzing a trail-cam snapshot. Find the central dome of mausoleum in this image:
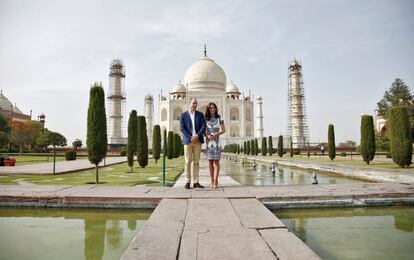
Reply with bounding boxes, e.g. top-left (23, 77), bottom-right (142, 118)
top-left (184, 53), bottom-right (226, 92)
